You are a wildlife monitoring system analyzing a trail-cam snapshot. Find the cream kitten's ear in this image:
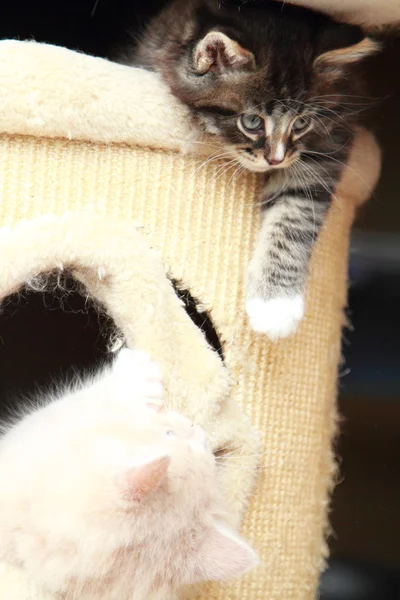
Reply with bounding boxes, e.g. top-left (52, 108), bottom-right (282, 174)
top-left (122, 455), bottom-right (170, 501)
top-left (190, 521), bottom-right (258, 583)
top-left (194, 31), bottom-right (255, 75)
